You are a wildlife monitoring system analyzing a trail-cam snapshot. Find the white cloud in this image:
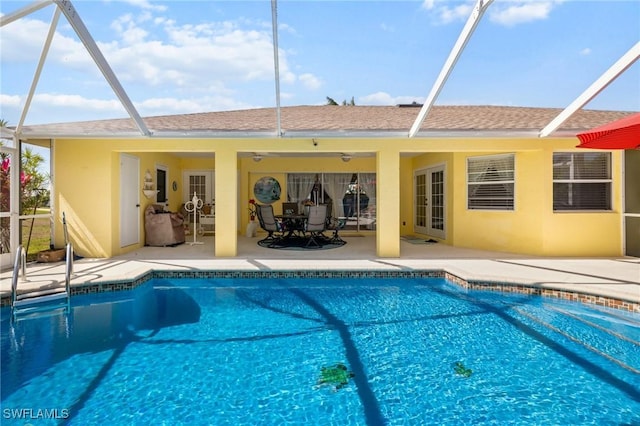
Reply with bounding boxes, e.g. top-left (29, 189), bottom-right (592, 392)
top-left (359, 92), bottom-right (424, 106)
top-left (440, 3), bottom-right (474, 24)
top-left (278, 22), bottom-right (296, 35)
top-left (137, 96), bottom-right (252, 115)
top-left (35, 93), bottom-right (124, 111)
top-left (111, 14), bottom-right (149, 44)
top-left (489, 2), bottom-right (555, 27)
top-left (580, 48), bottom-right (591, 56)
top-left (421, 0), bottom-right (473, 24)
top-left (120, 0), bottom-right (167, 12)
top-left (423, 0), bottom-right (559, 26)
top-left (298, 73), bottom-right (322, 90)
top-left (0, 94), bottom-right (22, 107)
top-left (0, 16), bottom-right (58, 62)
top-left (421, 0), bottom-right (436, 11)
